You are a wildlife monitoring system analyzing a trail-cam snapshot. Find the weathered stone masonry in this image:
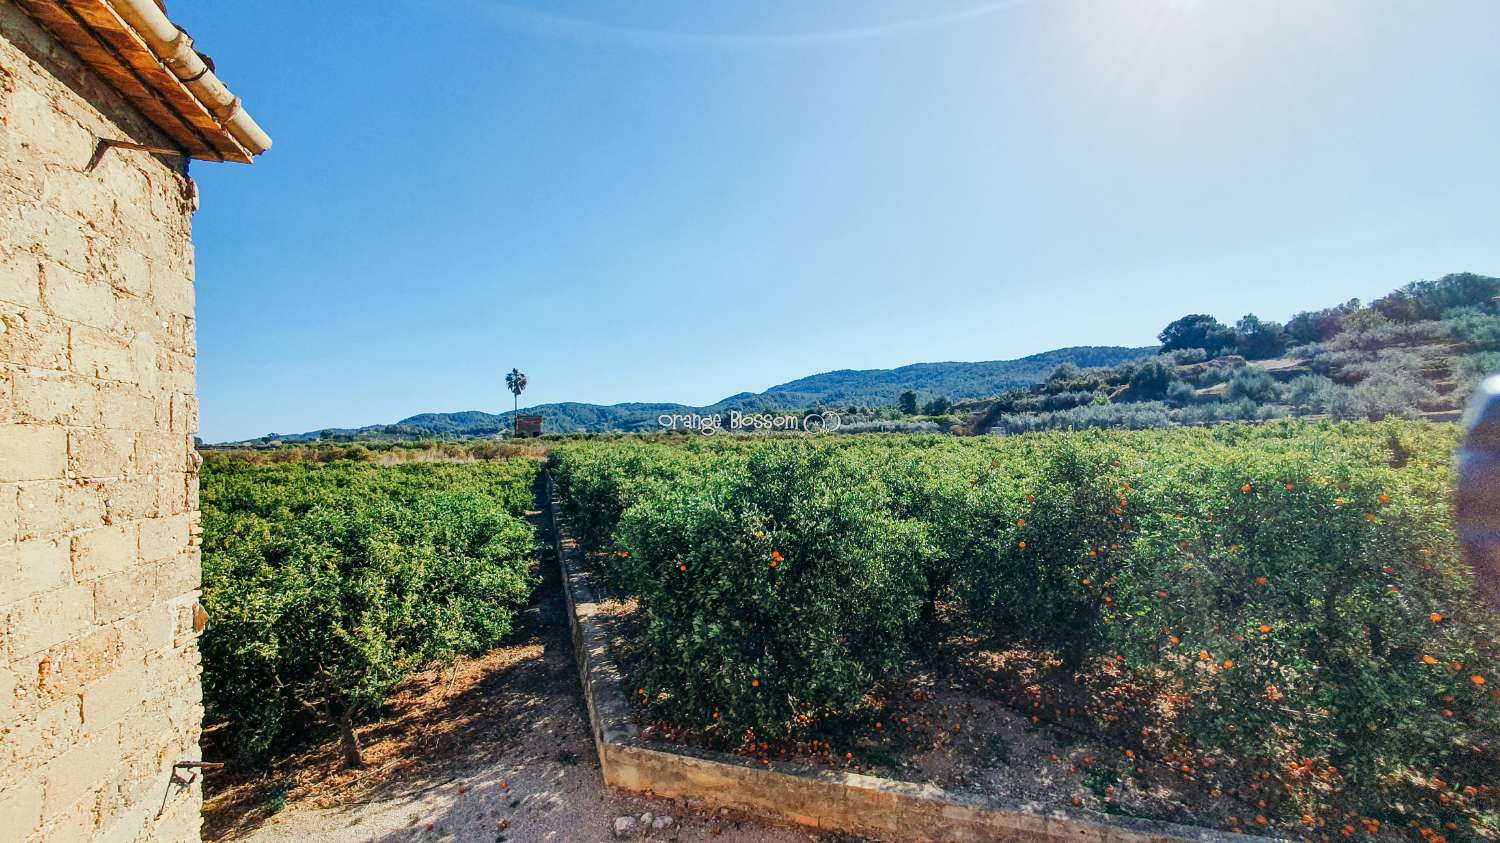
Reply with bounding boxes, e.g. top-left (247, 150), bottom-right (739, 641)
top-left (0, 2), bottom-right (212, 839)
